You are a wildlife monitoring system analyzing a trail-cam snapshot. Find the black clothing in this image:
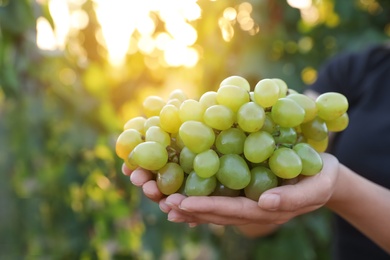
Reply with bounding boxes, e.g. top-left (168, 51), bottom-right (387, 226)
top-left (309, 43), bottom-right (390, 259)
